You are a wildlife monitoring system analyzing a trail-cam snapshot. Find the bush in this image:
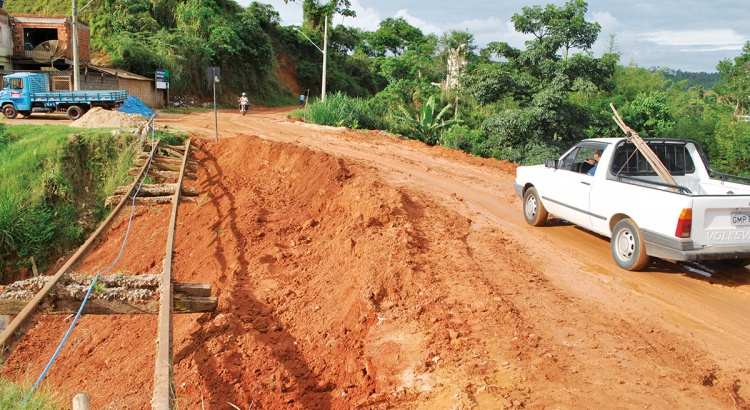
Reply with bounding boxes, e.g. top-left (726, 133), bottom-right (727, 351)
top-left (440, 125), bottom-right (487, 154)
top-left (302, 92), bottom-right (386, 130)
